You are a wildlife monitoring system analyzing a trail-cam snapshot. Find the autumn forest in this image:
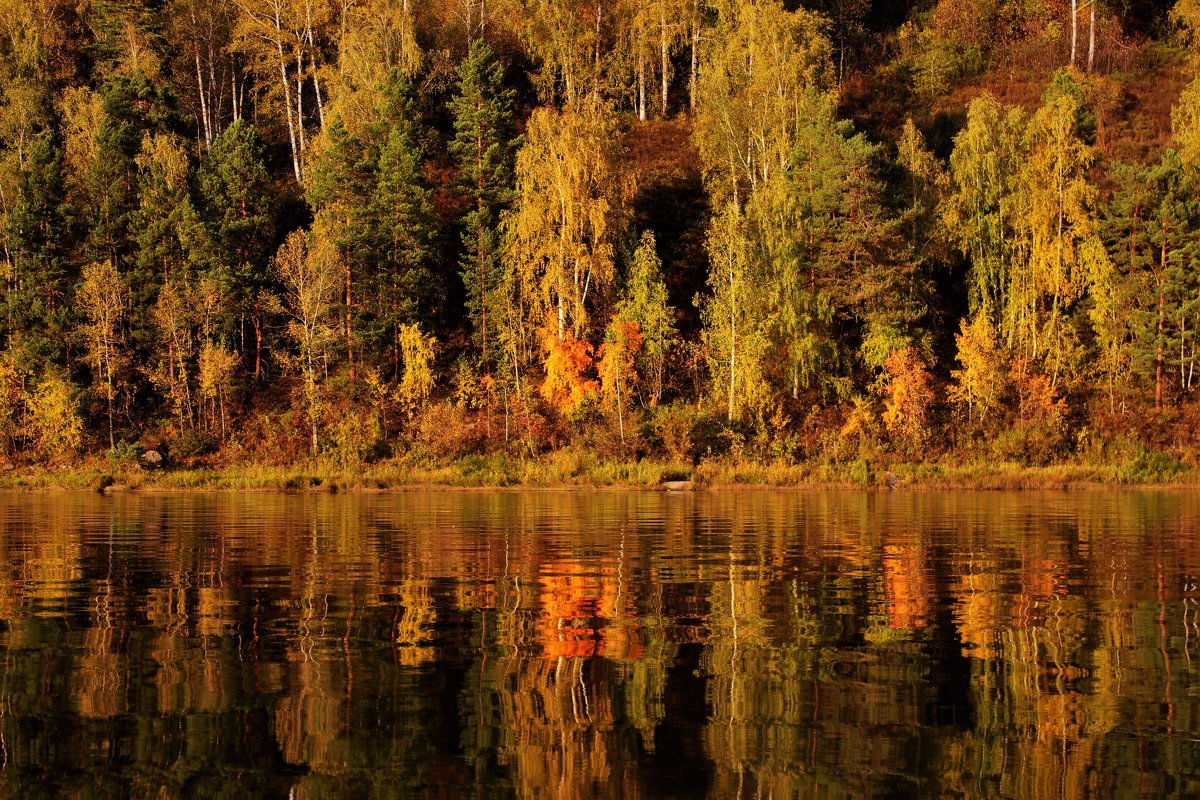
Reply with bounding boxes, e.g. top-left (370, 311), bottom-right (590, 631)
top-left (1, 0), bottom-right (1198, 483)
